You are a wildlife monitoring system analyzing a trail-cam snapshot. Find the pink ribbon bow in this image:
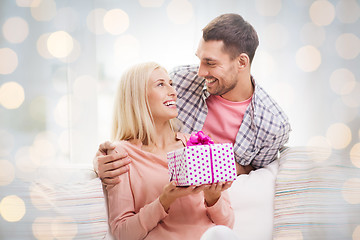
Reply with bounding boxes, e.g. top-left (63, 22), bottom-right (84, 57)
top-left (187, 131), bottom-right (214, 146)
